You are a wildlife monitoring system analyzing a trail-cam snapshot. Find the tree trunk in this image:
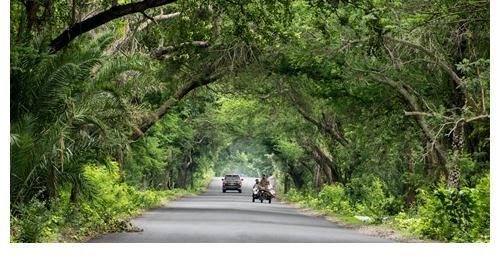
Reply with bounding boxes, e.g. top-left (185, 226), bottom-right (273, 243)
top-left (446, 22), bottom-right (468, 188)
top-left (291, 99), bottom-right (349, 147)
top-left (15, 9), bottom-right (26, 43)
top-left (116, 147), bottom-right (125, 181)
top-left (425, 141), bottom-right (441, 181)
top-left (185, 150), bottom-right (193, 189)
top-left (42, 0), bottom-right (54, 29)
top-left (284, 174), bottom-right (290, 194)
top-left (311, 144), bottom-right (340, 184)
top-left (404, 144), bottom-right (416, 206)
top-left (312, 164), bottom-right (322, 191)
top-left (142, 174), bottom-right (147, 190)
top-left (70, 184), bottom-right (79, 203)
top-left (70, 0), bottom-right (77, 26)
top-left (25, 0), bottom-right (40, 34)
top-left (176, 152), bottom-right (192, 189)
top-left (448, 122), bottom-right (464, 188)
top-left (176, 167), bottom-right (186, 189)
top-left (287, 162), bottom-right (305, 189)
top-left (47, 161), bottom-right (57, 202)
top-left (107, 12), bottom-right (181, 55)
top-left (163, 171), bottom-right (170, 190)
